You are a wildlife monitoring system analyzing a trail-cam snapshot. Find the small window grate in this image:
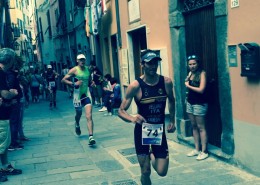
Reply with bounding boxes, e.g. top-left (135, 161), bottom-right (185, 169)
top-left (117, 147), bottom-right (136, 156)
top-left (112, 179), bottom-right (138, 185)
